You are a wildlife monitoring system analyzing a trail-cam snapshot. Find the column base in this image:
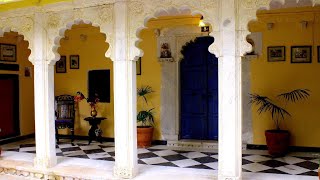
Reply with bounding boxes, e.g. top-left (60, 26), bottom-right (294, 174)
top-left (34, 156), bottom-right (57, 169)
top-left (218, 175), bottom-right (242, 180)
top-left (113, 165), bottom-right (137, 179)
